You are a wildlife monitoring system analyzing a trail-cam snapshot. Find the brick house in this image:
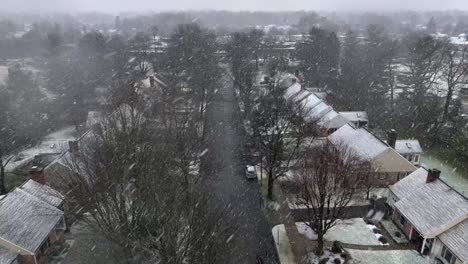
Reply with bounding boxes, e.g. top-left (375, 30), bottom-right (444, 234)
top-left (328, 124), bottom-right (417, 187)
top-left (388, 168), bottom-right (468, 264)
top-left (0, 180), bottom-right (65, 264)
